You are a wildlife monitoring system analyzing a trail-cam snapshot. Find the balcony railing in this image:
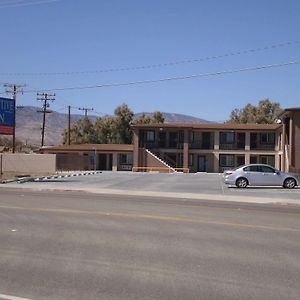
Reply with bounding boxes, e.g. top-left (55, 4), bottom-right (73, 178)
top-left (219, 143), bottom-right (245, 150)
top-left (250, 143), bottom-right (275, 151)
top-left (139, 141), bottom-right (183, 149)
top-left (189, 141), bottom-right (213, 150)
